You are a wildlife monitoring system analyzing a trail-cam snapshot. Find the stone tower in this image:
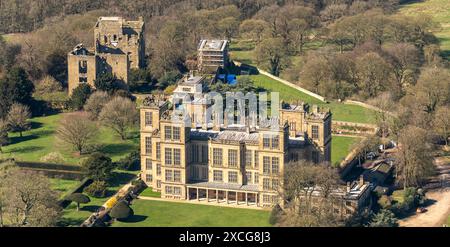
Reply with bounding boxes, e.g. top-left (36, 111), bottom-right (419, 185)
top-left (67, 16), bottom-right (145, 95)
